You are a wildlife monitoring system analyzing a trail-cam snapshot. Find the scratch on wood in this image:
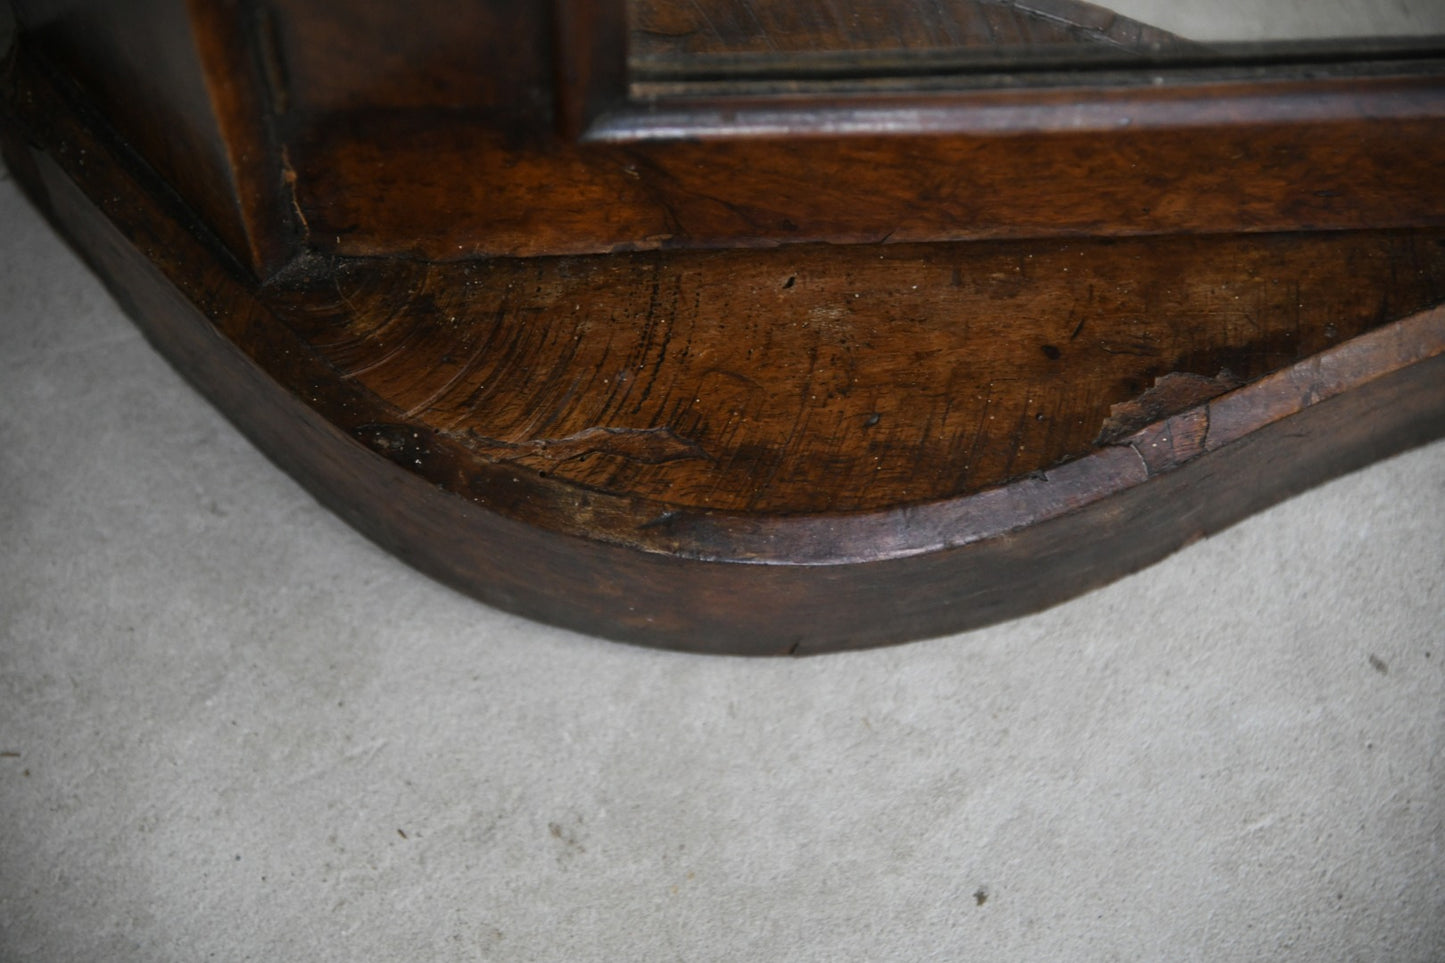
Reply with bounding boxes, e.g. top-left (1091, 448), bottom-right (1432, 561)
top-left (472, 425), bottom-right (710, 465)
top-left (280, 146), bottom-right (310, 243)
